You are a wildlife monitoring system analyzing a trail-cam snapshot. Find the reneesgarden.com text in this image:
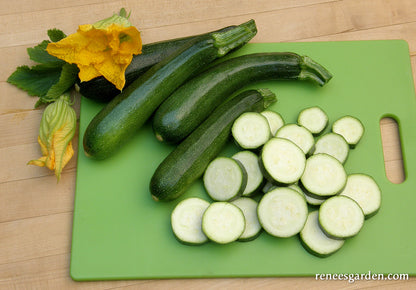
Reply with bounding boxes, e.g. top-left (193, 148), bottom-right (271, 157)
top-left (315, 271), bottom-right (409, 283)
